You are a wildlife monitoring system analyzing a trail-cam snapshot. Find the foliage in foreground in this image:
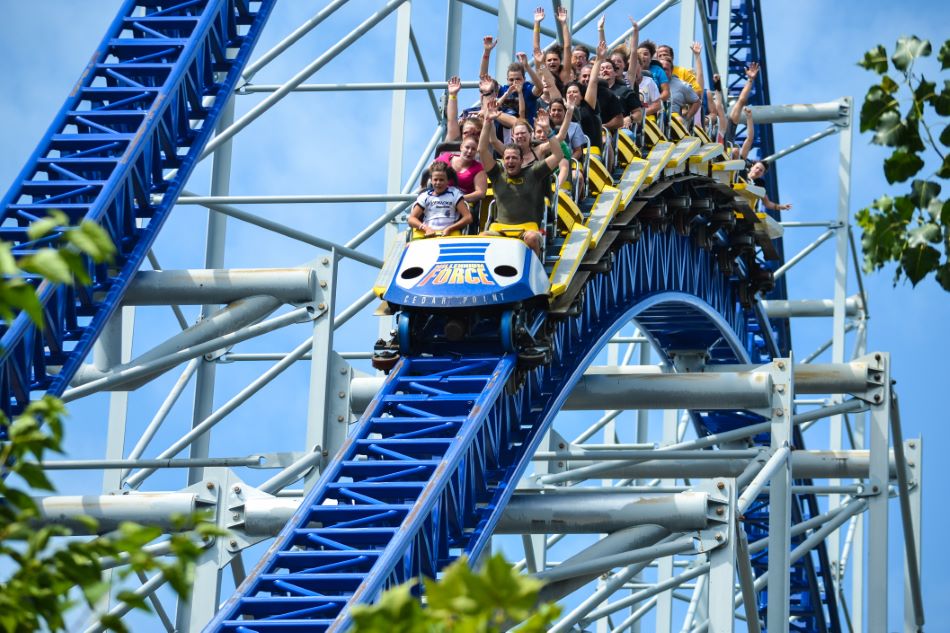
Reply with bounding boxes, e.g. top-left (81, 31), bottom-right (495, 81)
top-left (351, 554), bottom-right (561, 633)
top-left (0, 215), bottom-right (214, 632)
top-left (856, 36), bottom-right (950, 289)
